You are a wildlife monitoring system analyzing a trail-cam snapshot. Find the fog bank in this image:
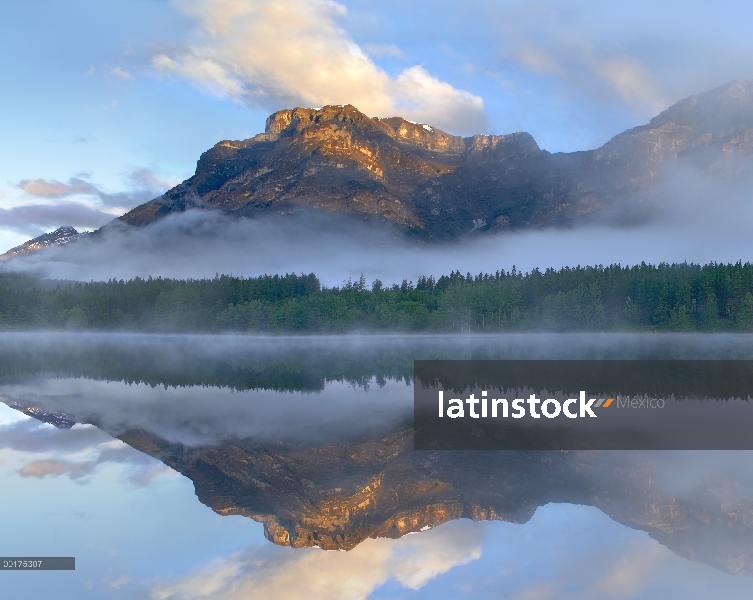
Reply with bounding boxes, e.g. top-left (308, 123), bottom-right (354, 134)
top-left (2, 167), bottom-right (752, 285)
